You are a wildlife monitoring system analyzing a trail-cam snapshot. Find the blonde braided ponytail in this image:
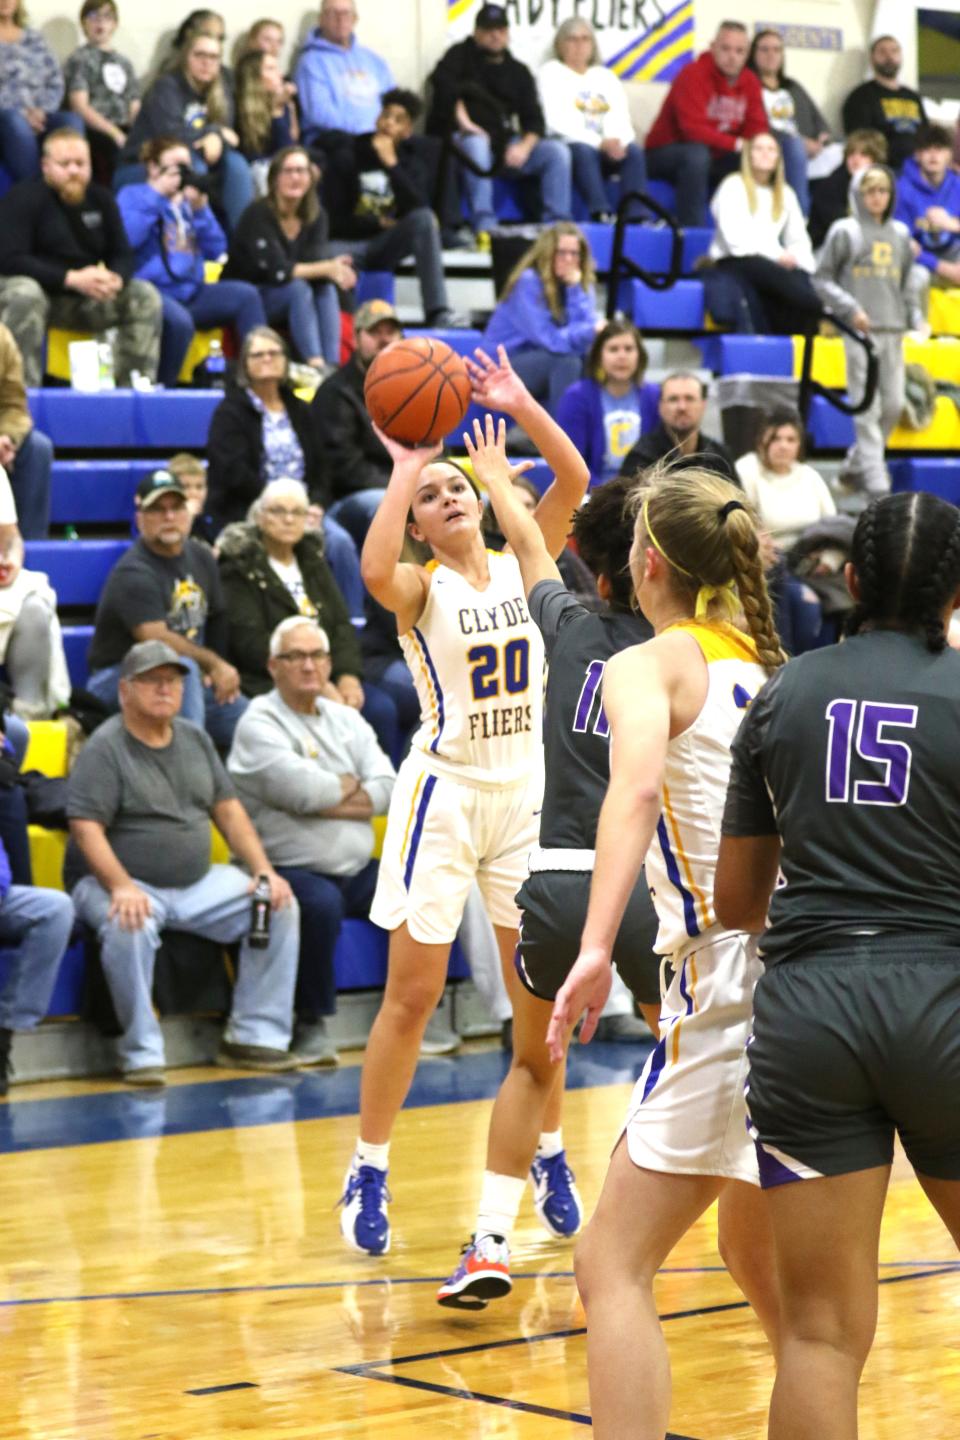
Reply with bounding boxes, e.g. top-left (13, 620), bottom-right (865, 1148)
top-left (723, 507), bottom-right (787, 672)
top-left (635, 464), bottom-right (786, 675)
